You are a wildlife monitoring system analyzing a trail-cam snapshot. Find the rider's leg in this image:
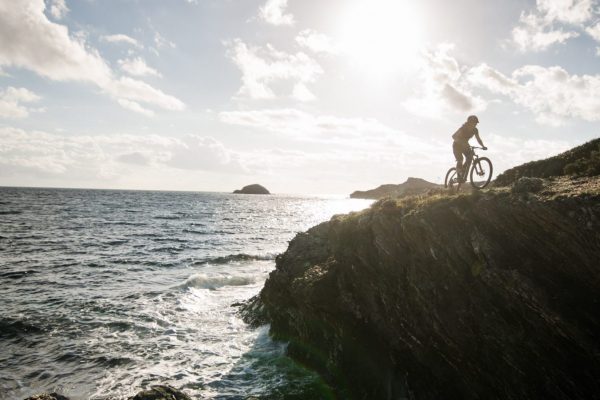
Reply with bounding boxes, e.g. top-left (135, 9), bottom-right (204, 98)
top-left (463, 147), bottom-right (473, 181)
top-left (452, 141), bottom-right (464, 178)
